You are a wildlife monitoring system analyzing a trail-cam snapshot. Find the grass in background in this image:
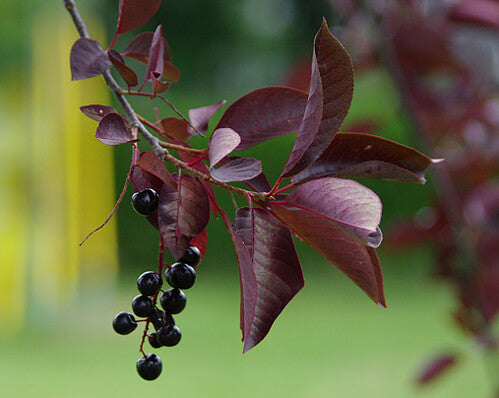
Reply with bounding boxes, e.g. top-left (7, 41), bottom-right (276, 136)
top-left (0, 249), bottom-right (492, 398)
